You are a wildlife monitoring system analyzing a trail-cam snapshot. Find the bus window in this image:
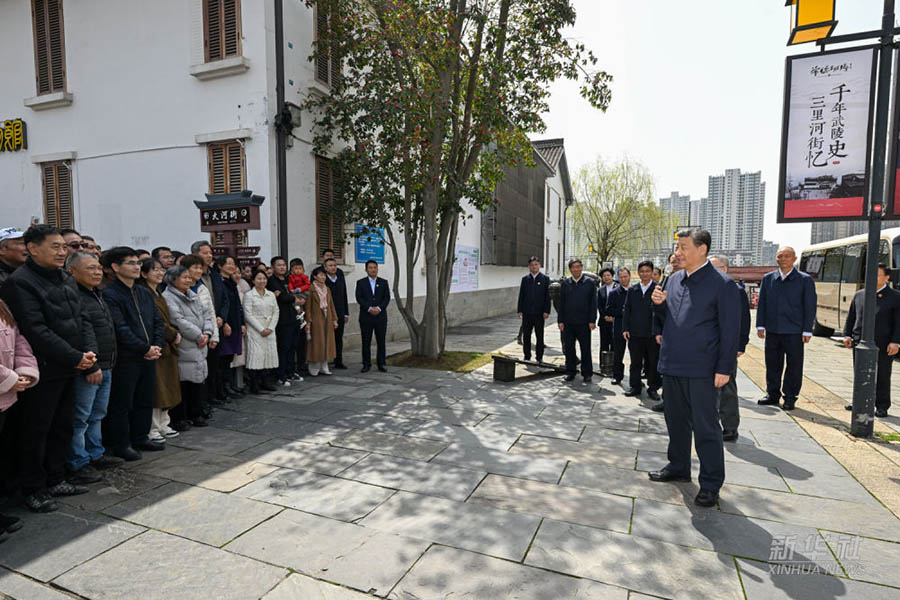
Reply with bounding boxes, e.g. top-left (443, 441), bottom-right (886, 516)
top-left (841, 244), bottom-right (863, 286)
top-left (802, 249), bottom-right (825, 279)
top-left (822, 247), bottom-right (844, 283)
top-left (894, 238), bottom-right (900, 269)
